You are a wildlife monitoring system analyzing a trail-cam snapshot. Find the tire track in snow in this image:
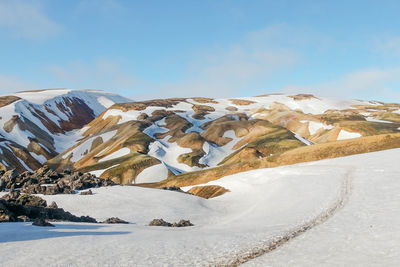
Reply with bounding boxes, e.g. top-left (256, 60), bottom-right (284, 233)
top-left (211, 168), bottom-right (355, 267)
